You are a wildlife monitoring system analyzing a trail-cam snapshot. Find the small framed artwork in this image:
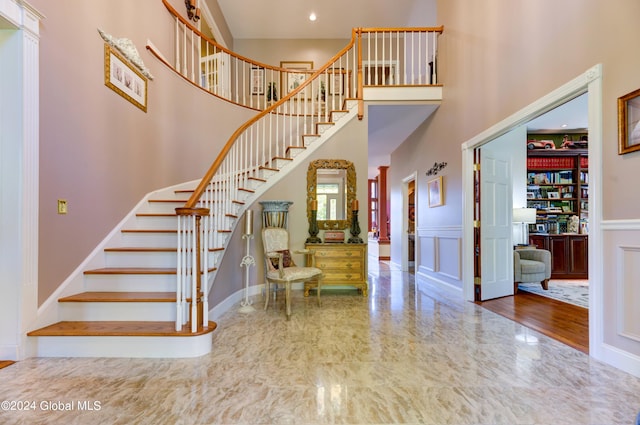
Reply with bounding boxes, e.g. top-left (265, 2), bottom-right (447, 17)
top-left (562, 192), bottom-right (573, 198)
top-left (618, 87), bottom-right (640, 155)
top-left (280, 61), bottom-right (314, 97)
top-left (562, 206), bottom-right (572, 212)
top-left (527, 192), bottom-right (535, 199)
top-left (327, 68), bottom-right (346, 95)
top-left (547, 191), bottom-right (560, 199)
top-left (251, 67), bottom-right (265, 95)
top-left (104, 43), bottom-right (147, 112)
top-left (536, 224), bottom-right (546, 233)
top-left (427, 176), bottom-right (444, 207)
